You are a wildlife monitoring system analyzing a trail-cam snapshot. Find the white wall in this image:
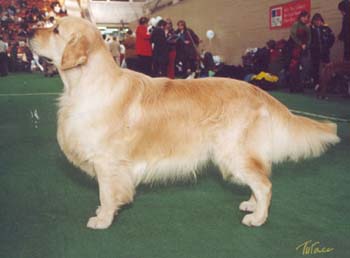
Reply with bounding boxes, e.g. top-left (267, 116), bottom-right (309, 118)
top-left (90, 0), bottom-right (146, 24)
